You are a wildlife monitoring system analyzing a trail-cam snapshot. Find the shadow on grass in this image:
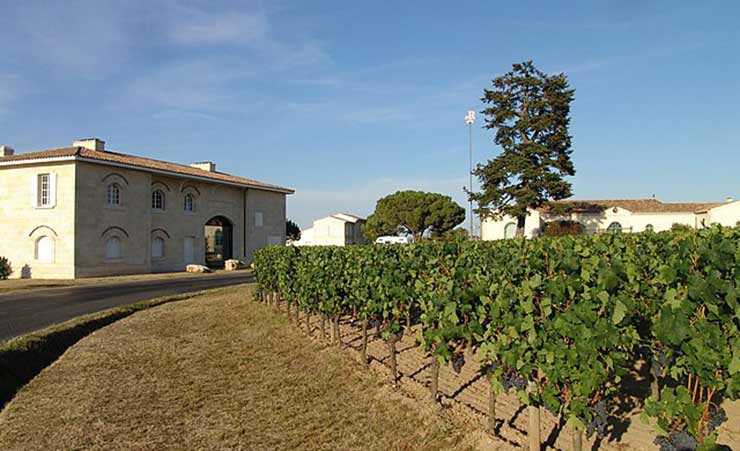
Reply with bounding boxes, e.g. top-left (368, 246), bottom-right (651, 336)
top-left (0, 289), bottom-right (222, 409)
